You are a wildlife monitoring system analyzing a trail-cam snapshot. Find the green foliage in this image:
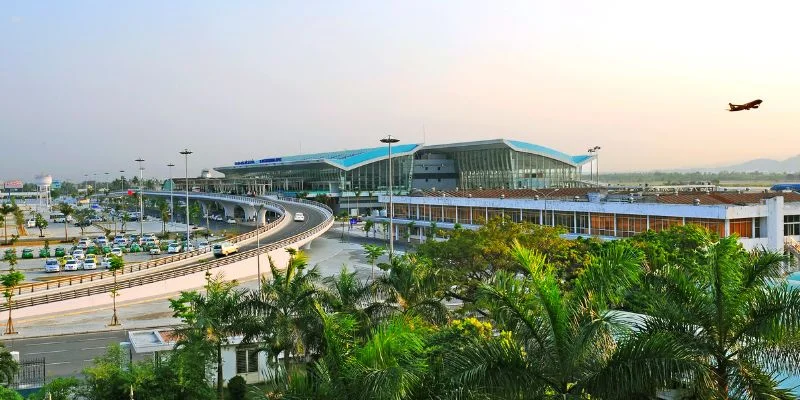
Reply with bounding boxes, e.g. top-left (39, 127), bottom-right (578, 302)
top-left (157, 198), bottom-right (170, 234)
top-left (0, 386), bottom-right (22, 400)
top-left (27, 377), bottom-right (81, 400)
top-left (33, 213), bottom-right (48, 237)
top-left (0, 343), bottom-right (18, 386)
top-left (227, 375), bottom-right (247, 400)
